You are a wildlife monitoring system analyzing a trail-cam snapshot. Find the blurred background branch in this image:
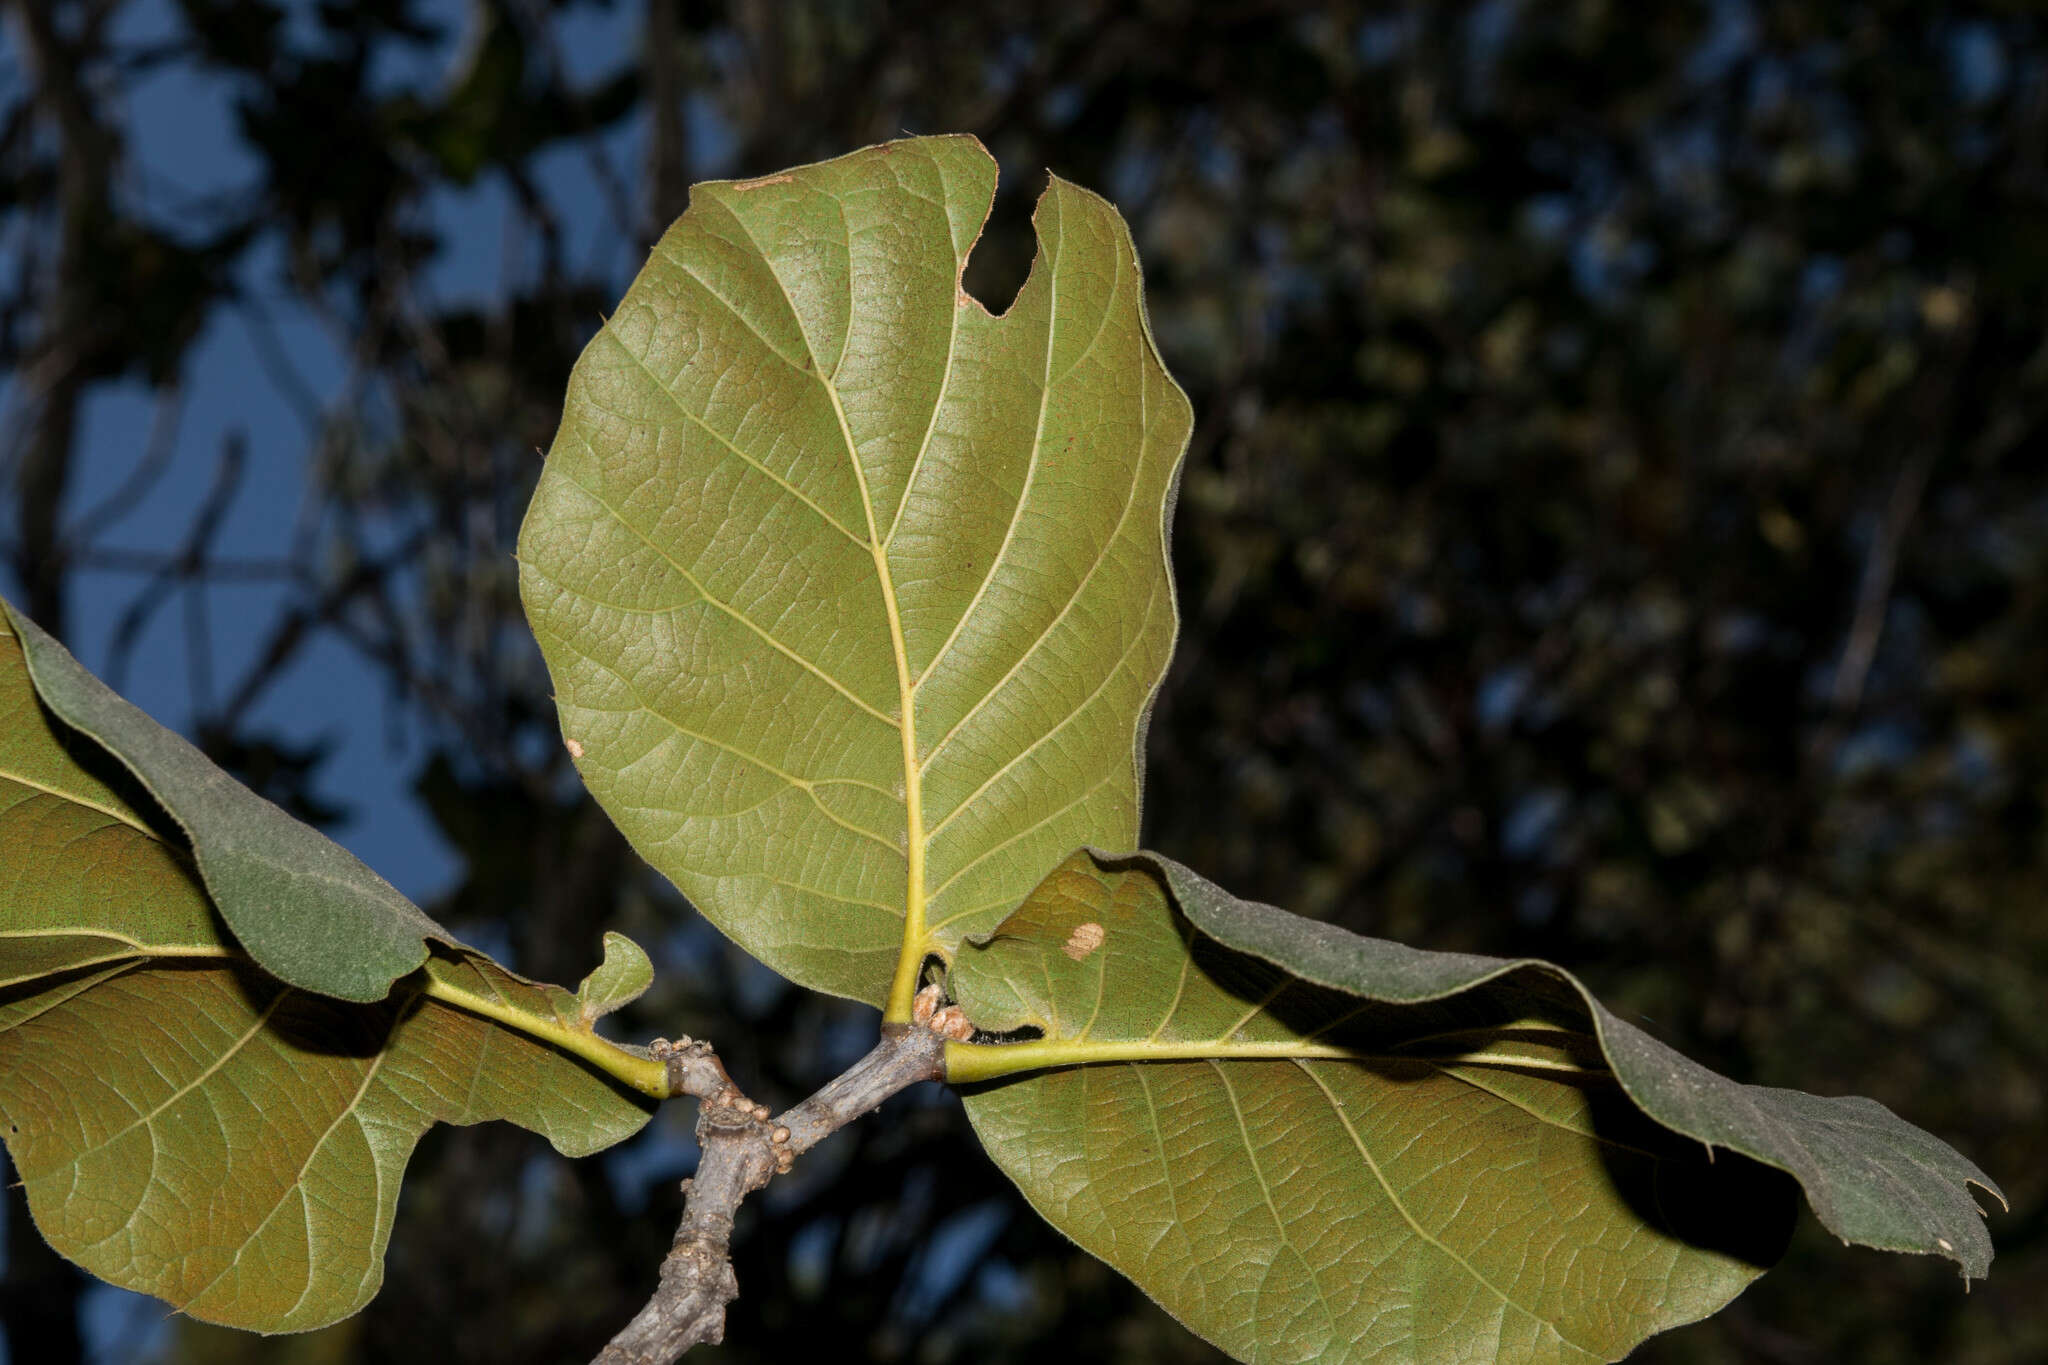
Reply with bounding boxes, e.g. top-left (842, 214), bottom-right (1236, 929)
top-left (1, 2), bottom-right (2043, 1362)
